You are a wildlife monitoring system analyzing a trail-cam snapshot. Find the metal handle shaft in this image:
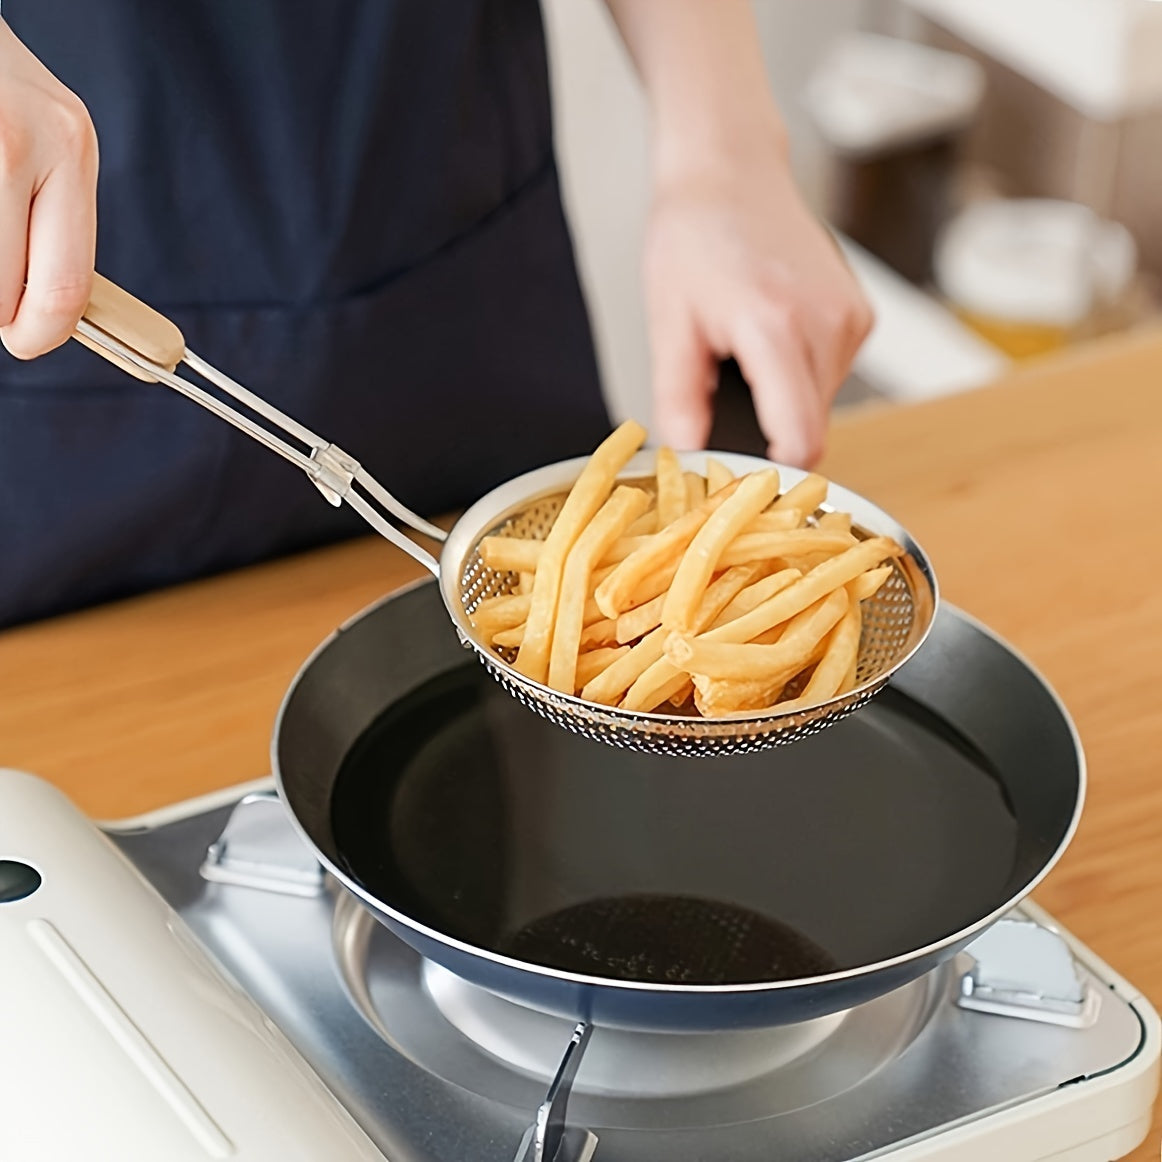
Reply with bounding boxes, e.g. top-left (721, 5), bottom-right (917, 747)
top-left (72, 315), bottom-right (444, 576)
